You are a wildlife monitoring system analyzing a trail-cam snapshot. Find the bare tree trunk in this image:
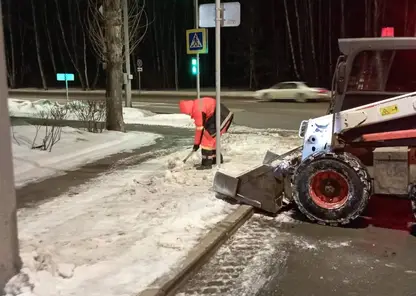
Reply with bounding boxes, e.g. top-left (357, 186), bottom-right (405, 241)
top-left (54, 0), bottom-right (86, 89)
top-left (43, 2), bottom-right (57, 74)
top-left (294, 0), bottom-right (305, 77)
top-left (92, 59), bottom-right (100, 89)
top-left (104, 0), bottom-right (125, 132)
top-left (152, 1), bottom-right (161, 87)
top-left (271, 0), bottom-right (279, 79)
top-left (5, 0), bottom-right (16, 88)
top-left (340, 0), bottom-right (345, 37)
top-left (173, 13), bottom-right (179, 90)
top-left (248, 5), bottom-right (258, 89)
top-left (30, 0), bottom-right (47, 89)
top-left (248, 36), bottom-right (257, 89)
top-left (57, 36), bottom-right (67, 73)
top-left (283, 0), bottom-right (300, 79)
top-left (18, 10), bottom-right (26, 87)
top-left (76, 0), bottom-right (90, 90)
top-left (307, 0), bottom-right (318, 83)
